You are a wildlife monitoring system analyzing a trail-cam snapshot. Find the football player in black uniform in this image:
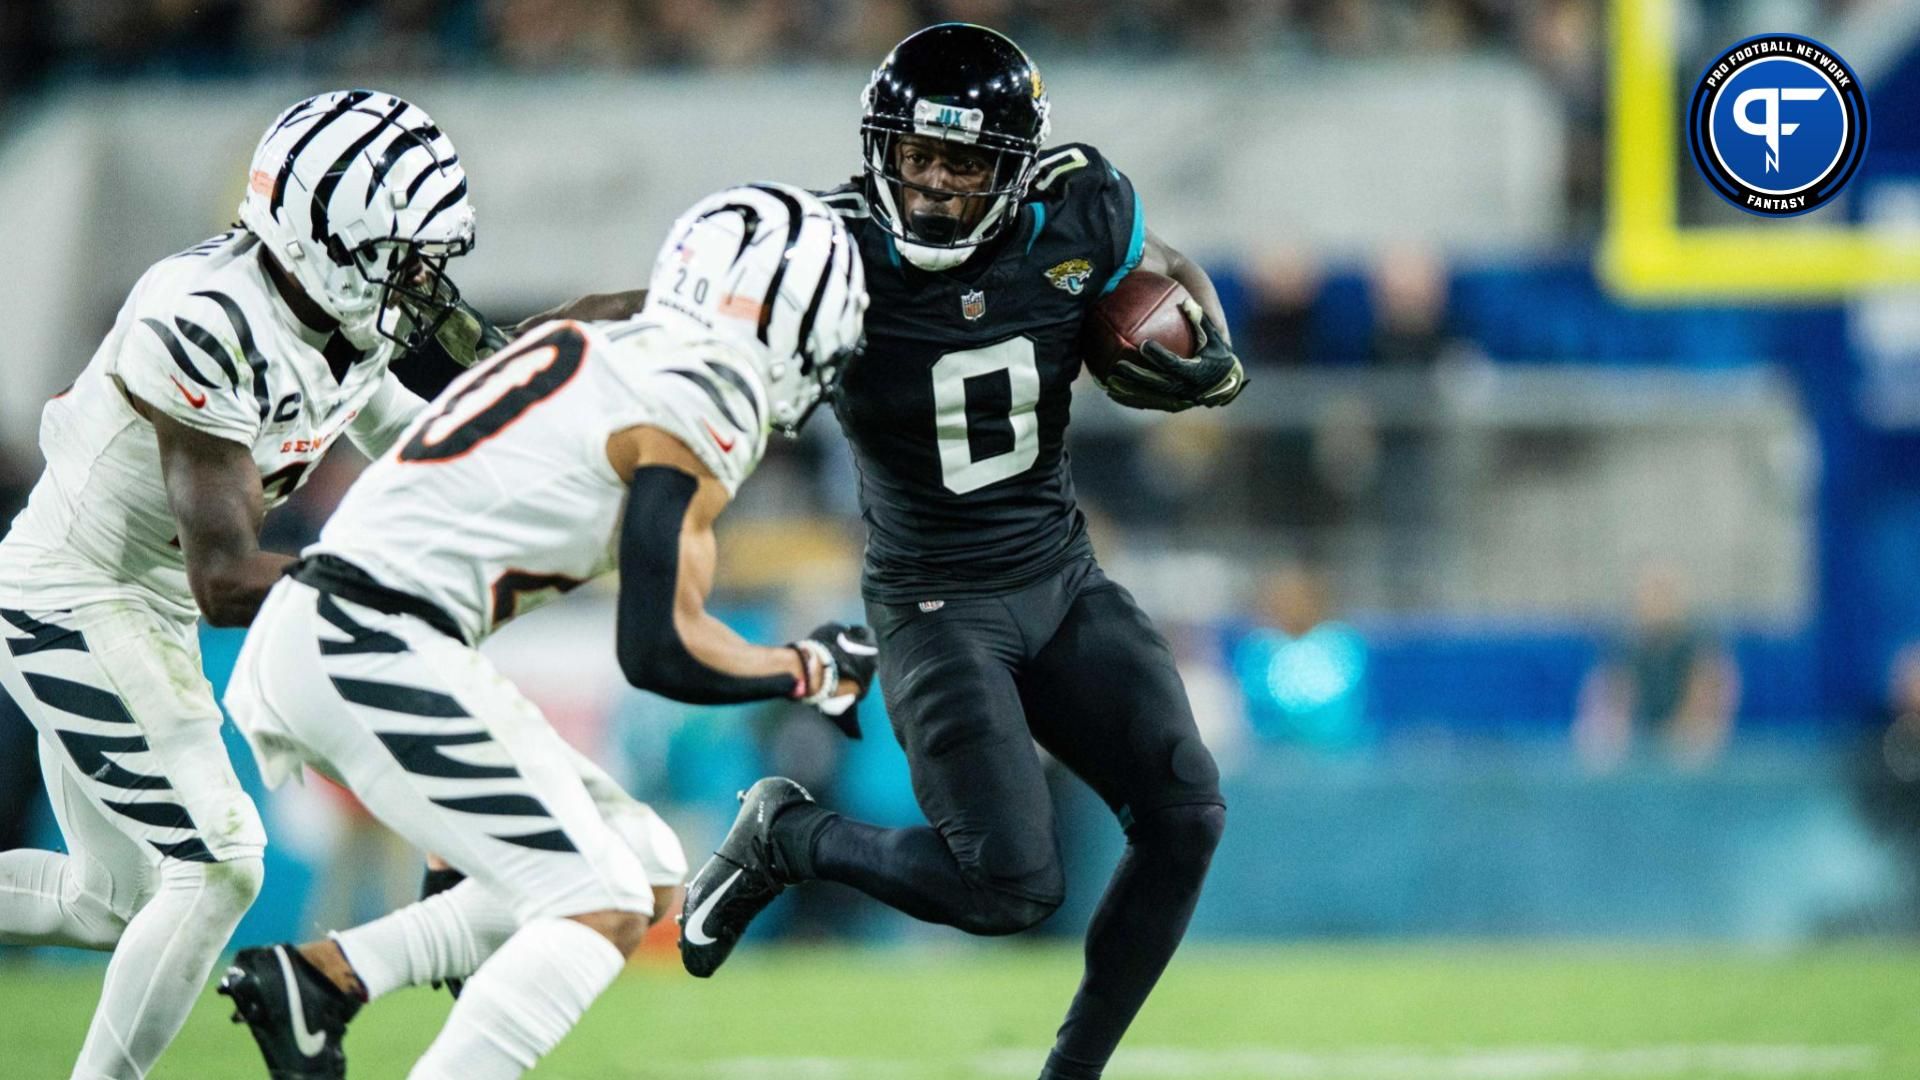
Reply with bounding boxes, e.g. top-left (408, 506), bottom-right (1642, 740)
top-left (679, 24), bottom-right (1246, 1080)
